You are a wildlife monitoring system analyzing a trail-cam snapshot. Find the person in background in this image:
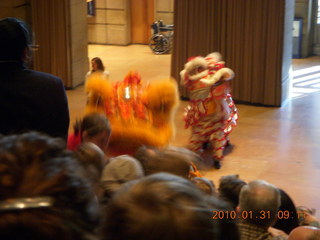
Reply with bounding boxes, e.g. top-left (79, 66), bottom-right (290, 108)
top-left (0, 17), bottom-right (69, 141)
top-left (296, 206), bottom-right (320, 228)
top-left (85, 57), bottom-right (109, 80)
top-left (237, 180), bottom-right (287, 240)
top-left (272, 188), bottom-right (299, 234)
top-left (74, 142), bottom-right (108, 198)
top-left (100, 154), bottom-right (144, 203)
top-left (134, 146), bottom-right (193, 179)
top-left (218, 174), bottom-right (247, 209)
top-left (0, 132), bottom-right (99, 240)
top-left (67, 112), bottom-right (111, 154)
top-left (288, 226), bottom-right (320, 240)
top-left (191, 177), bottom-right (217, 196)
